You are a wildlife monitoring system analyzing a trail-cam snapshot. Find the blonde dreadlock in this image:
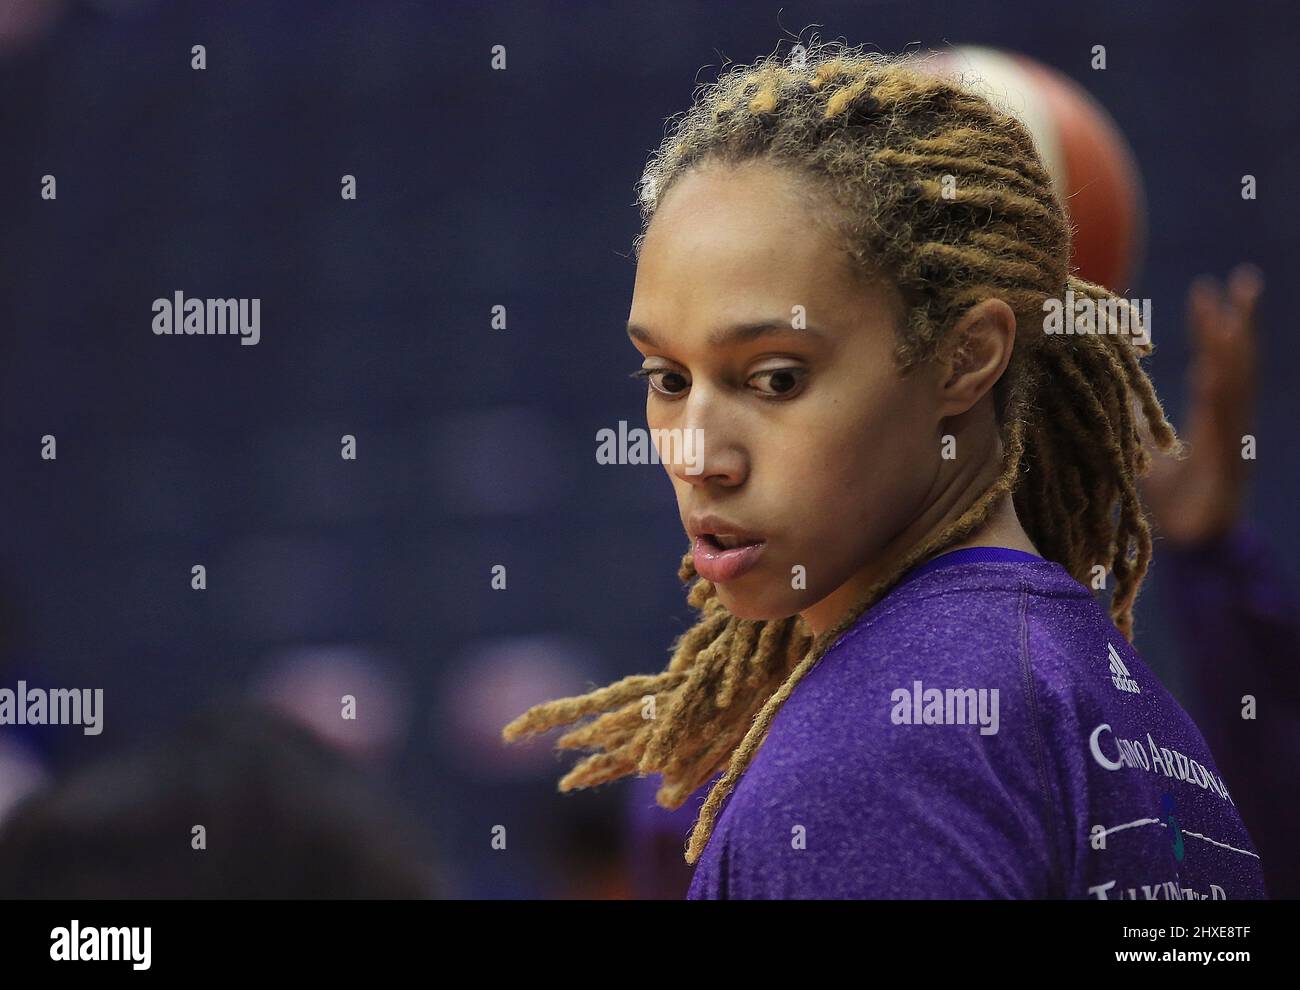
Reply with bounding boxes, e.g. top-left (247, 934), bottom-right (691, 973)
top-left (502, 40), bottom-right (1178, 865)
